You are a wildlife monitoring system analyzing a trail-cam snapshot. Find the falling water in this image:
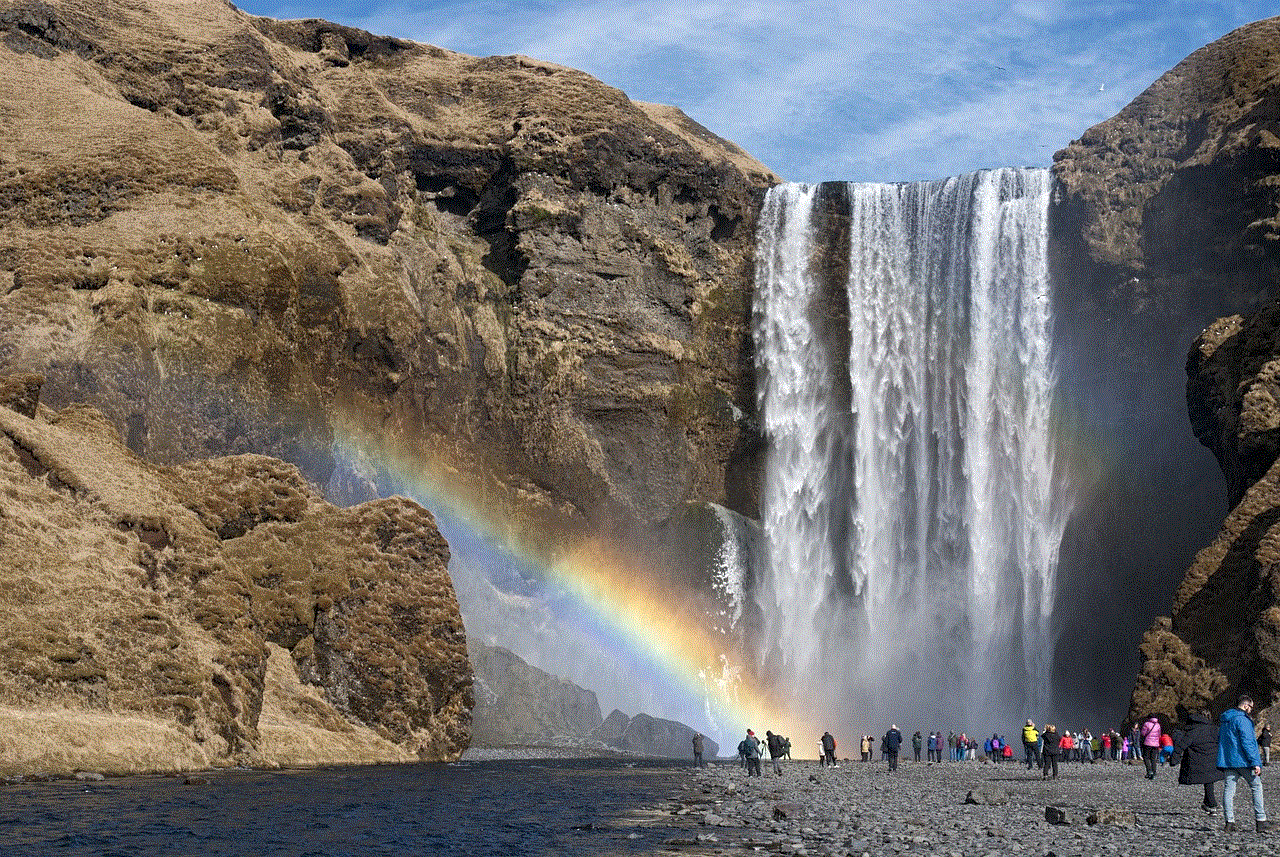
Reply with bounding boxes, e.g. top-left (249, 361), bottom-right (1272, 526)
top-left (753, 169), bottom-right (1070, 730)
